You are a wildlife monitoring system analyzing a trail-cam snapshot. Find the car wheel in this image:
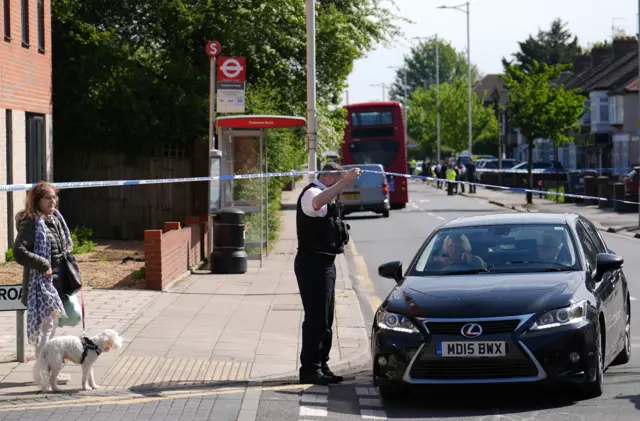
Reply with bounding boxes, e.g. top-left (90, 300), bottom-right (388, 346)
top-left (612, 303), bottom-right (631, 366)
top-left (583, 321), bottom-right (604, 399)
top-left (378, 384), bottom-right (407, 401)
top-left (382, 210), bottom-right (390, 218)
